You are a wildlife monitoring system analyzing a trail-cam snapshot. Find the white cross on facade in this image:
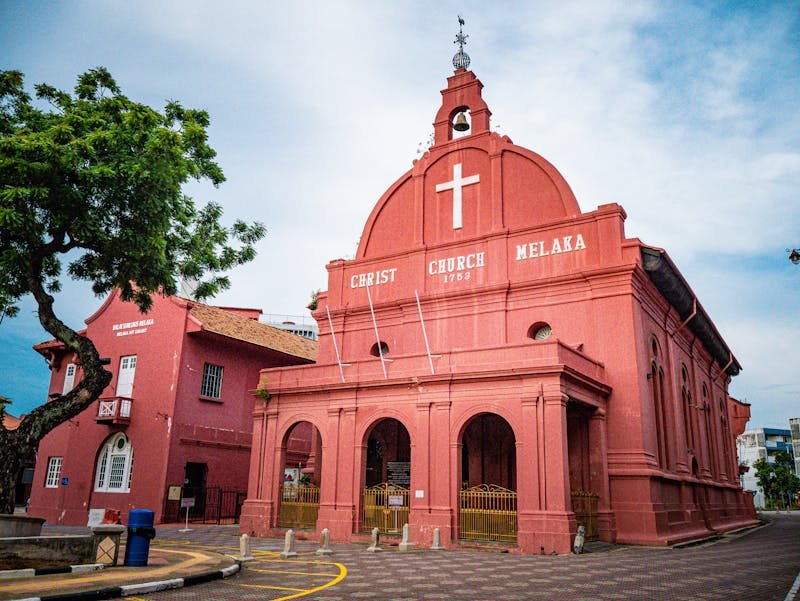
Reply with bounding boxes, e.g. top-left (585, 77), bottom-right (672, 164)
top-left (435, 163), bottom-right (480, 229)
